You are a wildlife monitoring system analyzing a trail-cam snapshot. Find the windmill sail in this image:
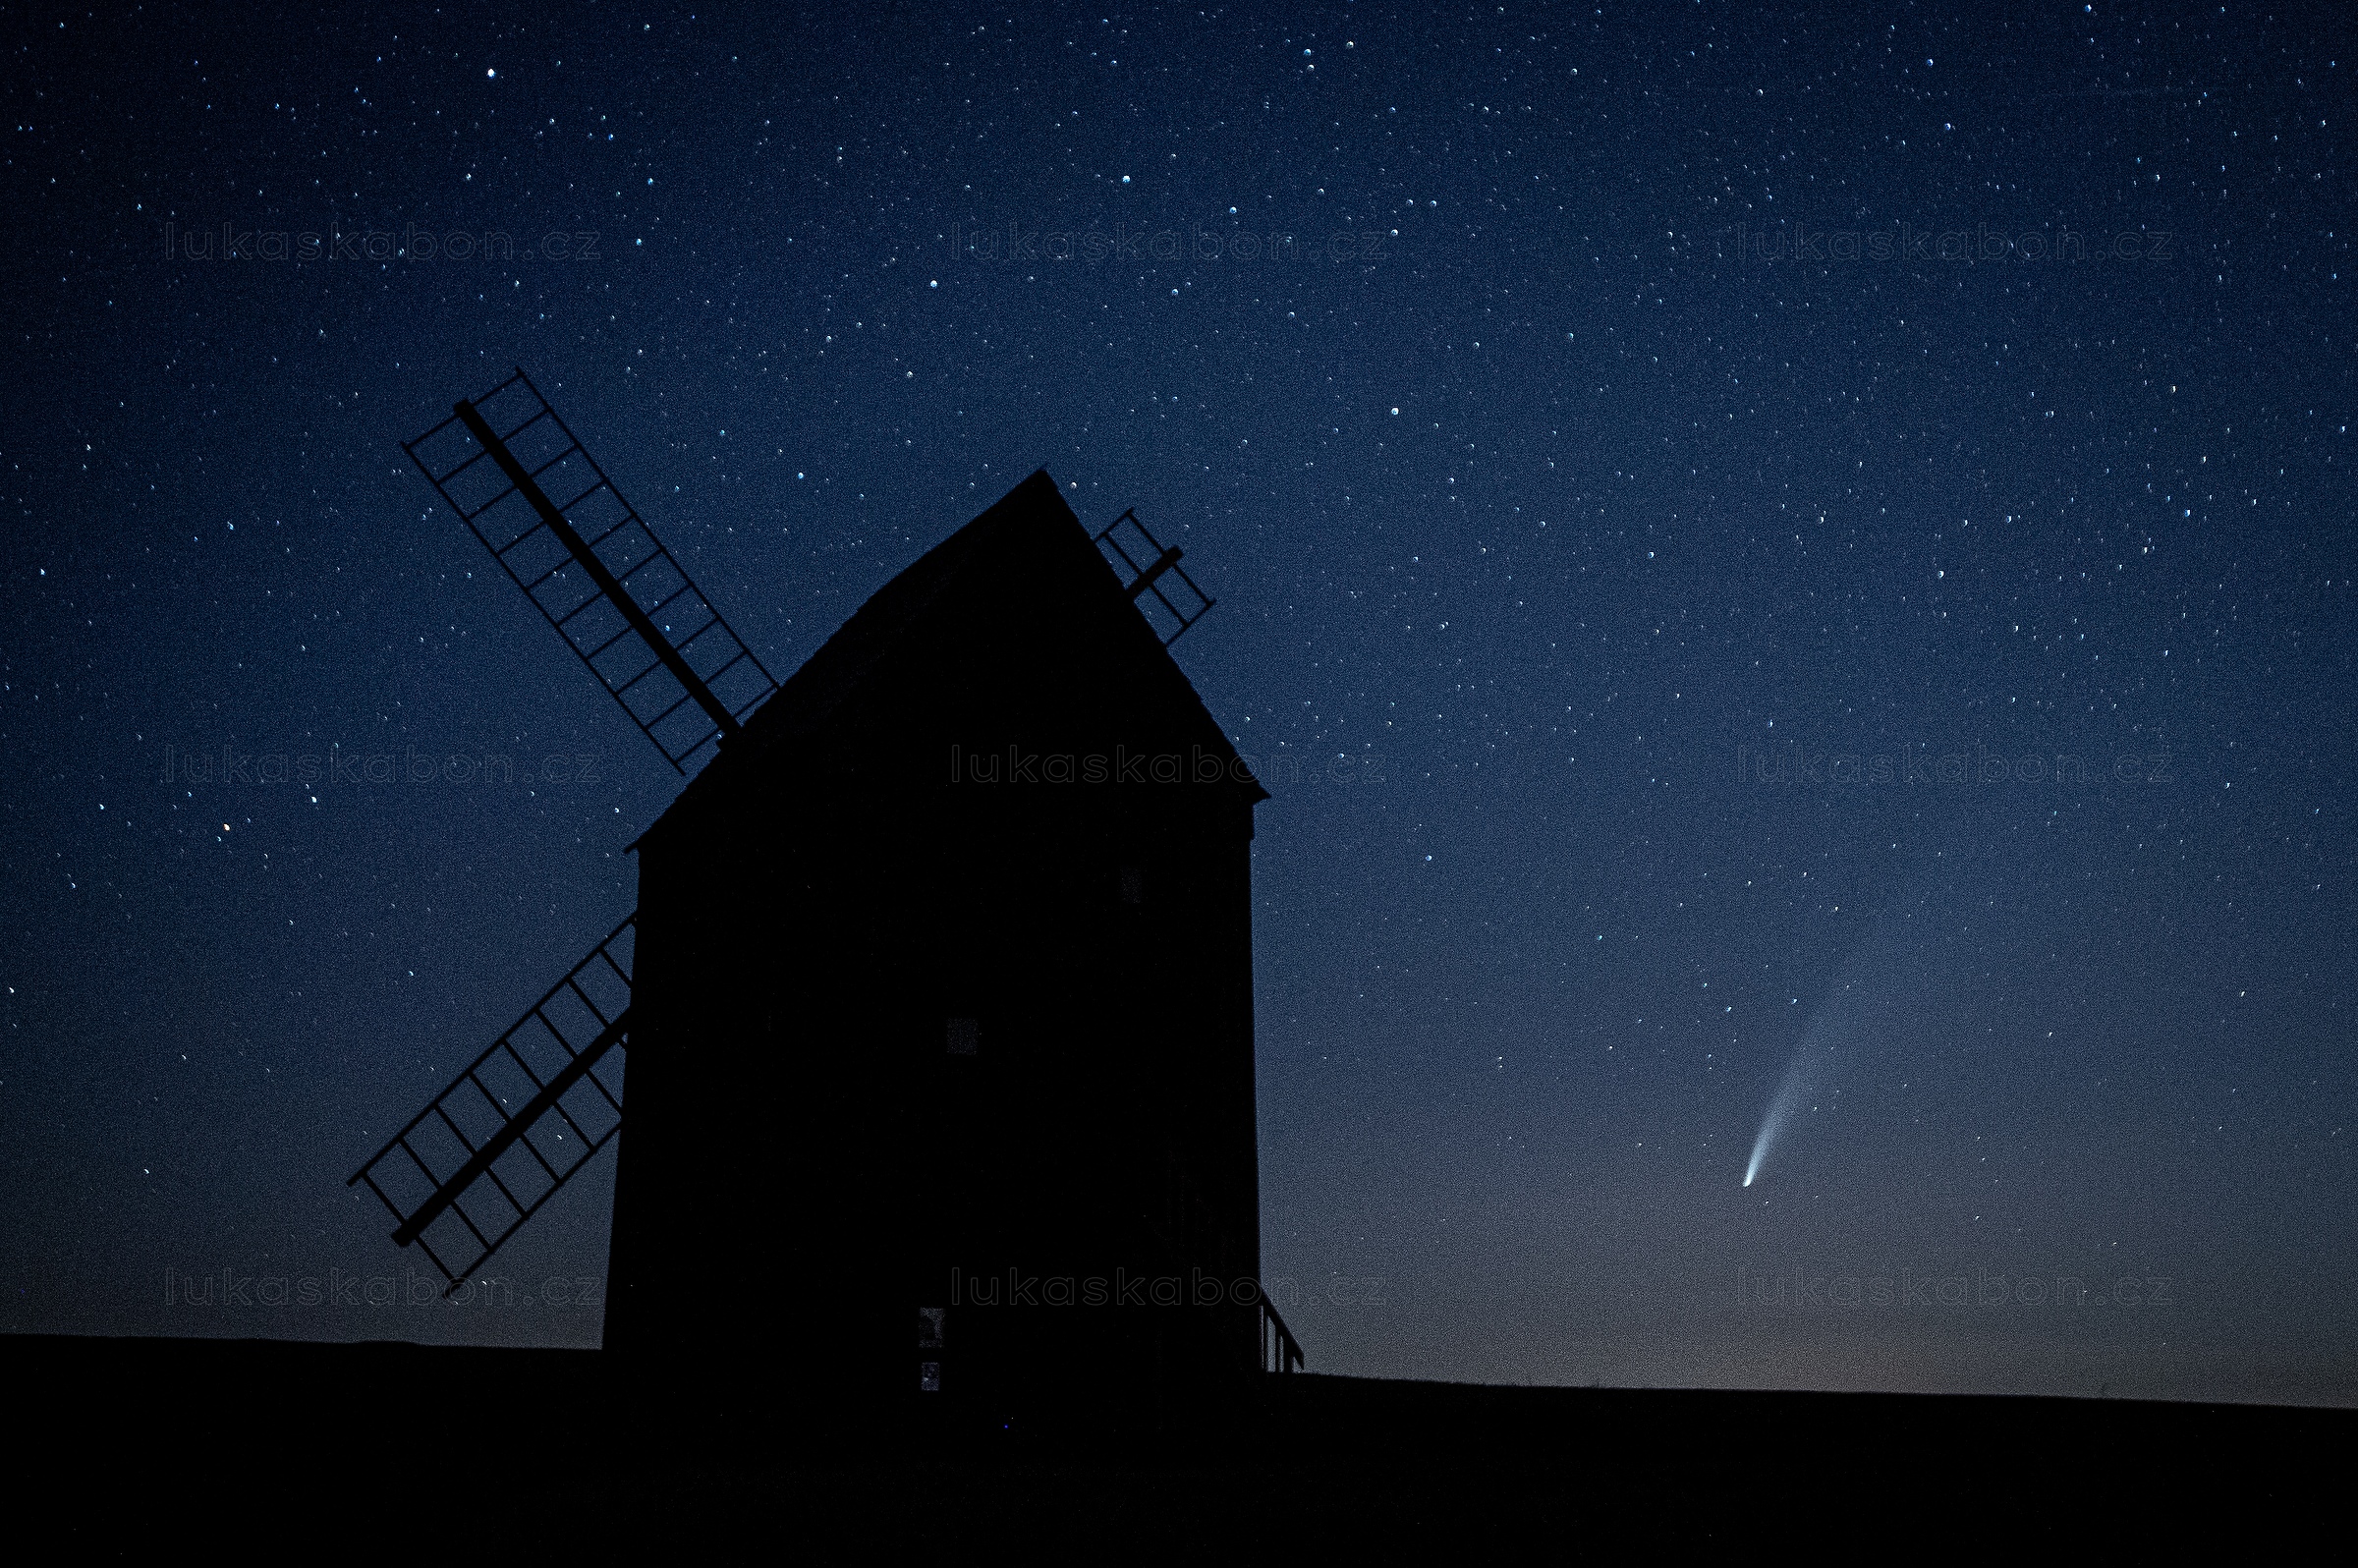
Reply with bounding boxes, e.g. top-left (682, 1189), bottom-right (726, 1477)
top-left (1094, 507), bottom-right (1216, 644)
top-left (348, 918), bottom-right (635, 1291)
top-left (404, 368), bottom-right (777, 773)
